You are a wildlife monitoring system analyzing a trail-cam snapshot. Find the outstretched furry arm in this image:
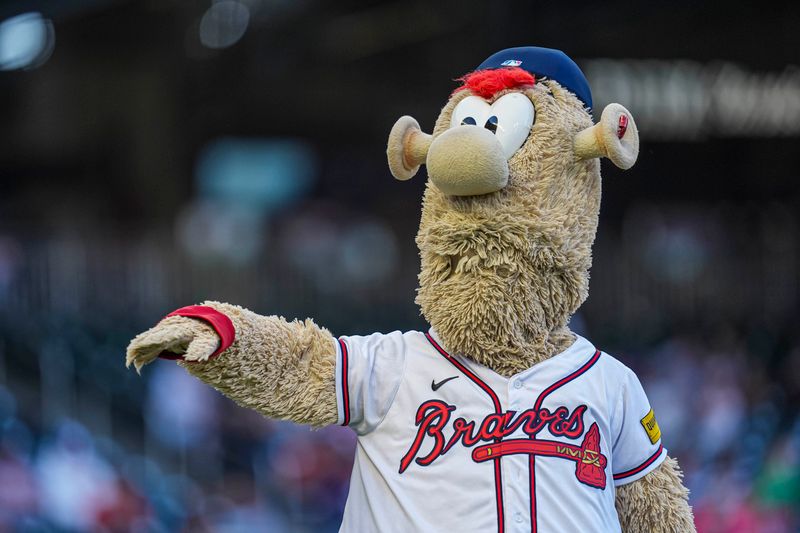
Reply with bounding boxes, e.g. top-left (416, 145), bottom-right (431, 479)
top-left (127, 301), bottom-right (339, 427)
top-left (615, 455), bottom-right (696, 532)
